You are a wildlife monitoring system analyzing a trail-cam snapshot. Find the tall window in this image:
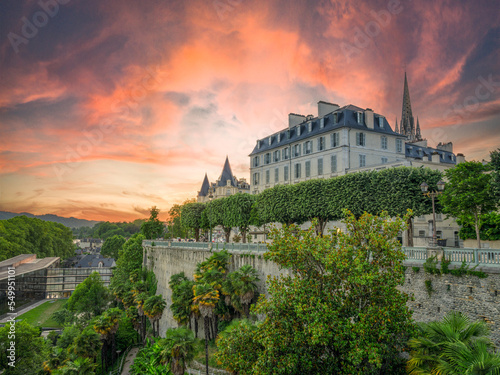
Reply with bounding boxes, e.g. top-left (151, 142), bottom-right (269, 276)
top-left (273, 150), bottom-right (280, 162)
top-left (253, 172), bottom-right (259, 185)
top-left (320, 118), bottom-right (325, 128)
top-left (357, 112), bottom-right (363, 124)
top-left (294, 144), bottom-right (301, 157)
top-left (294, 163), bottom-right (301, 179)
top-left (378, 117), bottom-right (384, 128)
top-left (331, 155), bottom-right (337, 173)
top-left (381, 157), bottom-right (388, 164)
top-left (284, 165), bottom-right (289, 181)
top-left (359, 154), bottom-right (366, 167)
top-left (304, 141), bottom-right (312, 154)
top-left (318, 158), bottom-right (323, 175)
top-left (265, 153), bottom-right (271, 164)
top-left (308, 122), bottom-right (312, 132)
top-left (274, 168), bottom-right (279, 182)
top-left (297, 126), bottom-right (301, 136)
top-left (381, 136), bottom-right (387, 150)
top-left (305, 161), bottom-right (311, 177)
top-left (318, 136), bottom-right (325, 151)
top-left (265, 170), bottom-right (270, 184)
top-left (331, 132), bottom-right (339, 147)
top-left (396, 139), bottom-right (403, 153)
top-left (356, 132), bottom-right (365, 146)
top-left (283, 147), bottom-right (290, 160)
